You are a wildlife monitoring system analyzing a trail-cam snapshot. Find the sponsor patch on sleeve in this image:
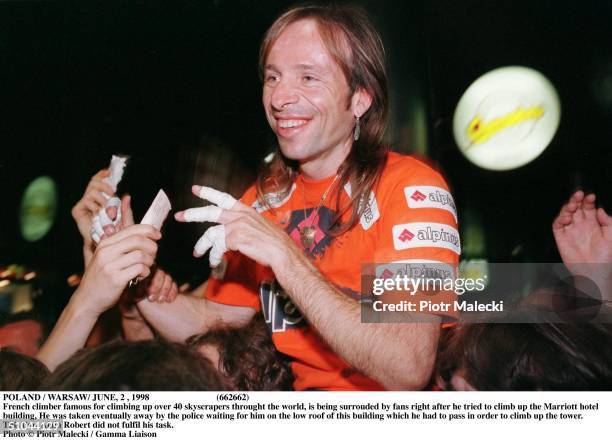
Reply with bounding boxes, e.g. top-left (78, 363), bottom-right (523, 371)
top-left (392, 222), bottom-right (461, 255)
top-left (375, 259), bottom-right (456, 280)
top-left (404, 186), bottom-right (457, 221)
